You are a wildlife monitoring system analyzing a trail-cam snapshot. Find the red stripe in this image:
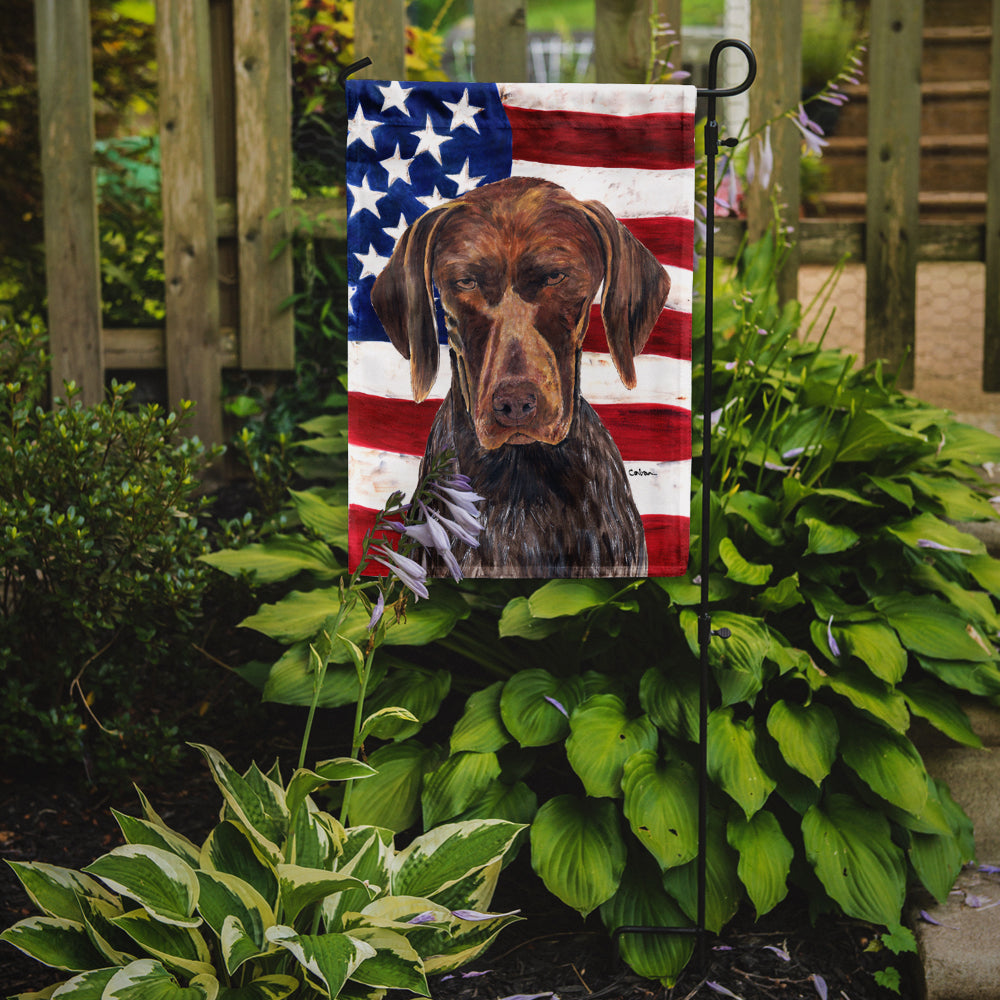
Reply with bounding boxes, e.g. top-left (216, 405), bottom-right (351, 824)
top-left (351, 505), bottom-right (690, 577)
top-left (349, 393), bottom-right (690, 462)
top-left (583, 306), bottom-right (691, 361)
top-left (506, 106), bottom-right (696, 171)
top-left (621, 217), bottom-right (694, 268)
